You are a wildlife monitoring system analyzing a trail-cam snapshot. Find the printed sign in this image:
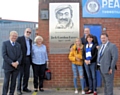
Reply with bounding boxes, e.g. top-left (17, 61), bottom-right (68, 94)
top-left (82, 0), bottom-right (120, 18)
